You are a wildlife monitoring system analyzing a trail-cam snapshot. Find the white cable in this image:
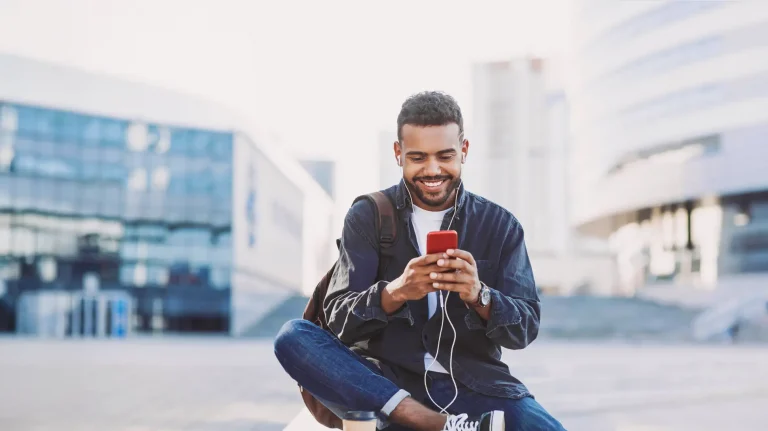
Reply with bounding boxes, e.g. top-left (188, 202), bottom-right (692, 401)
top-left (419, 180), bottom-right (462, 414)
